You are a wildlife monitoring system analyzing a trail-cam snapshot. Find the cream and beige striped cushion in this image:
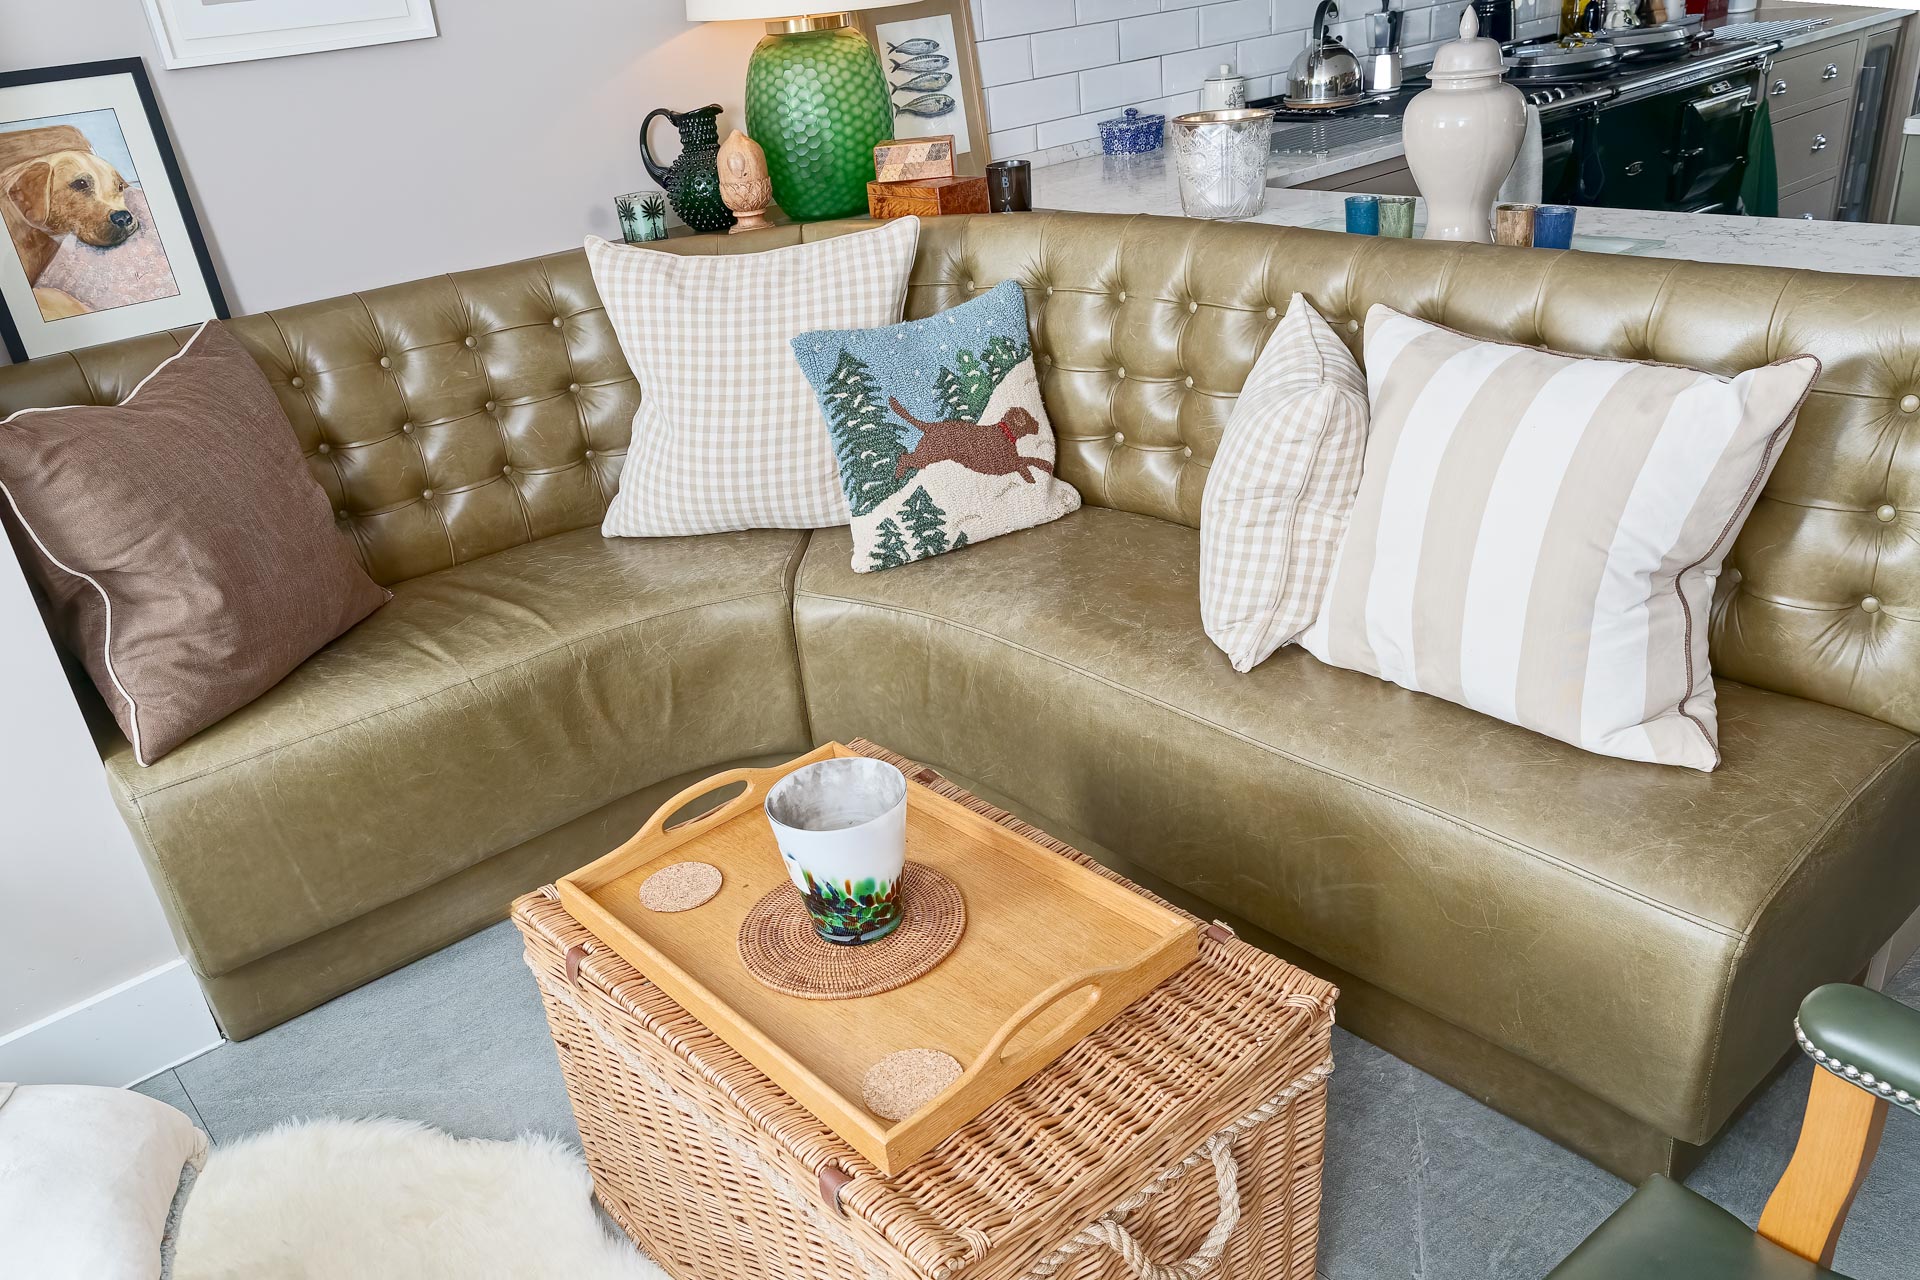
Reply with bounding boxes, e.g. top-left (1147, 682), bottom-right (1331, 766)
top-left (1299, 306), bottom-right (1819, 771)
top-left (1200, 293), bottom-right (1369, 672)
top-left (589, 218), bottom-right (919, 537)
